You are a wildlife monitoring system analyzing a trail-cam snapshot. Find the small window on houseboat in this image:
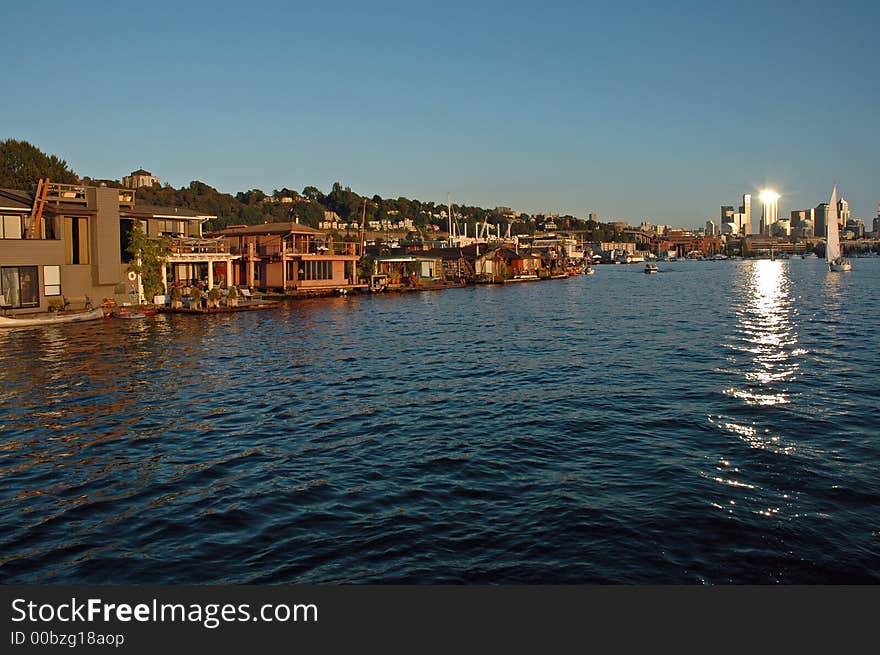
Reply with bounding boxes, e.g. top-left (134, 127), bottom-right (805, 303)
top-left (1, 215), bottom-right (23, 239)
top-left (43, 265), bottom-right (61, 296)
